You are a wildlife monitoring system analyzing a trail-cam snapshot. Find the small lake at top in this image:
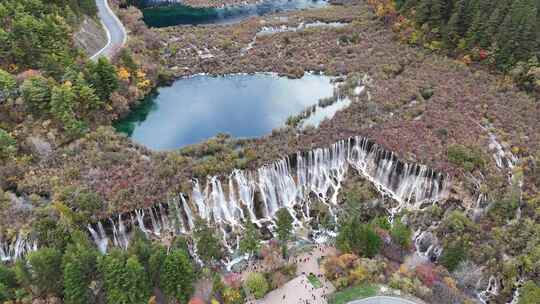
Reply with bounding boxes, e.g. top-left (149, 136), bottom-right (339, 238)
top-left (140, 0), bottom-right (328, 27)
top-left (114, 73), bottom-right (350, 150)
